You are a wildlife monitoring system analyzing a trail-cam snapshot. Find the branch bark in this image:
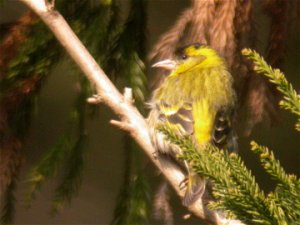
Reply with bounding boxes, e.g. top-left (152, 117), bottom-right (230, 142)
top-left (18, 1), bottom-right (243, 224)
